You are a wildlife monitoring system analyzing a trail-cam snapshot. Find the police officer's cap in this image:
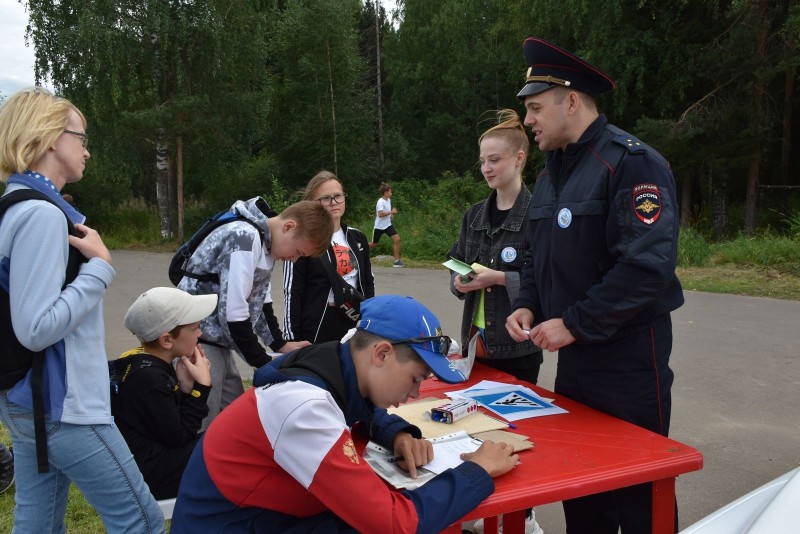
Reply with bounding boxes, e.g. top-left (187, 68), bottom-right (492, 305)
top-left (517, 38), bottom-right (616, 100)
